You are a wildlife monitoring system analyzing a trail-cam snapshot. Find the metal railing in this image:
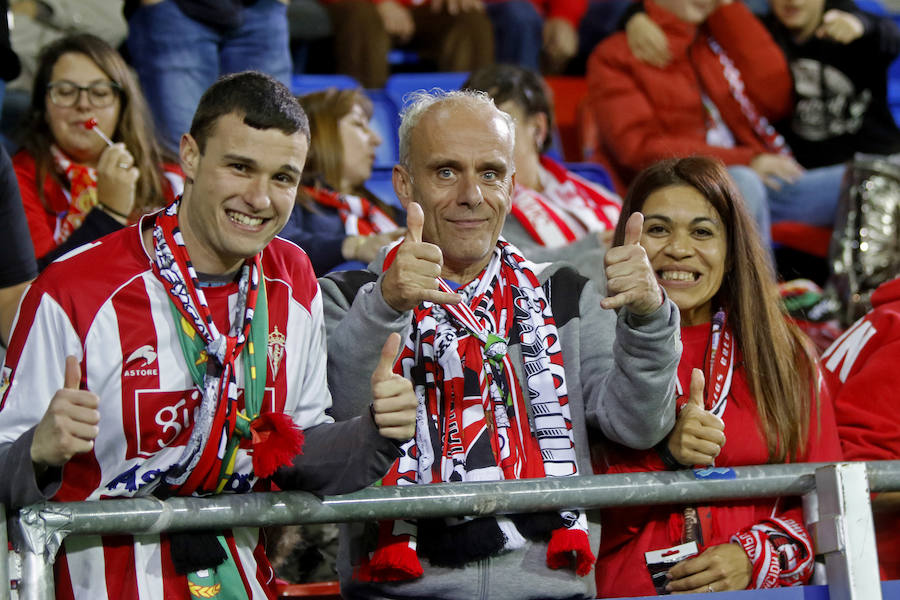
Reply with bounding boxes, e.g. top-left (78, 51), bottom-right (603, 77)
top-left (5, 460), bottom-right (900, 600)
